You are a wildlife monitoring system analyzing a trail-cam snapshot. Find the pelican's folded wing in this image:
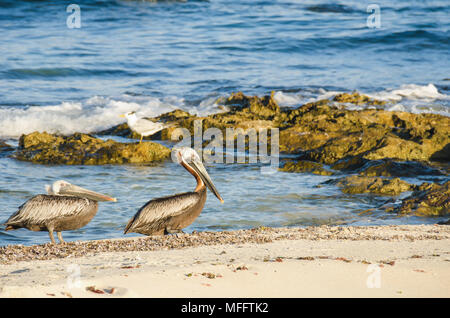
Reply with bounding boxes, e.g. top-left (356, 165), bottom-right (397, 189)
top-left (5, 195), bottom-right (91, 226)
top-left (124, 192), bottom-right (200, 234)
